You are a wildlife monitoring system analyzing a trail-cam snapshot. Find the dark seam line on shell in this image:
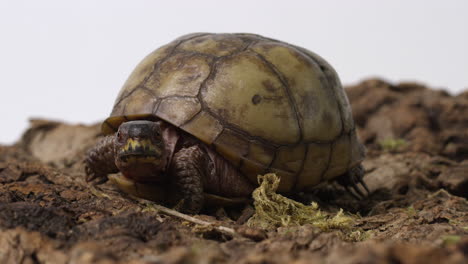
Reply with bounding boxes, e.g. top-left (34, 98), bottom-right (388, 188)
top-left (139, 86), bottom-right (158, 97)
top-left (113, 86), bottom-right (140, 109)
top-left (153, 102), bottom-right (164, 116)
top-left (348, 128), bottom-right (365, 170)
top-left (152, 100), bottom-right (161, 114)
top-left (319, 142), bottom-right (334, 183)
top-left (123, 116), bottom-right (129, 121)
top-left (211, 127), bottom-right (224, 145)
top-left (145, 36), bottom-right (212, 118)
top-left (113, 38), bottom-right (195, 108)
top-left (138, 34), bottom-right (210, 96)
top-left (196, 38), bottom-right (254, 101)
top-left (181, 106), bottom-right (203, 128)
top-left (338, 134), bottom-right (353, 175)
top-left (195, 37), bottom-right (254, 102)
top-left (120, 104), bottom-right (128, 117)
top-left (244, 40), bottom-right (259, 51)
top-left (295, 47), bottom-right (346, 138)
top-left (316, 128), bottom-right (355, 178)
top-left (250, 50), bottom-right (304, 144)
top-left (143, 53), bottom-right (214, 103)
top-left (189, 53), bottom-right (221, 130)
top-left (175, 47), bottom-right (249, 137)
top-left (139, 43), bottom-right (182, 88)
top-left (242, 141), bottom-right (251, 162)
top-left (243, 34), bottom-right (281, 44)
top-left (232, 30), bottom-right (254, 160)
top-left (345, 133), bottom-right (353, 170)
top-left (143, 51), bottom-right (214, 84)
top-left (142, 34), bottom-right (209, 81)
top-left (178, 108), bottom-right (203, 128)
top-left (179, 33), bottom-right (212, 41)
top-left (291, 145), bottom-right (308, 190)
top-left (197, 57), bottom-right (219, 100)
top-left (218, 122), bottom-right (279, 147)
top-left (323, 68), bottom-right (346, 136)
top-left (264, 145), bottom-right (279, 172)
top-left (173, 50), bottom-right (219, 59)
top-left (160, 95), bottom-right (199, 100)
top-left (178, 34), bottom-right (254, 59)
